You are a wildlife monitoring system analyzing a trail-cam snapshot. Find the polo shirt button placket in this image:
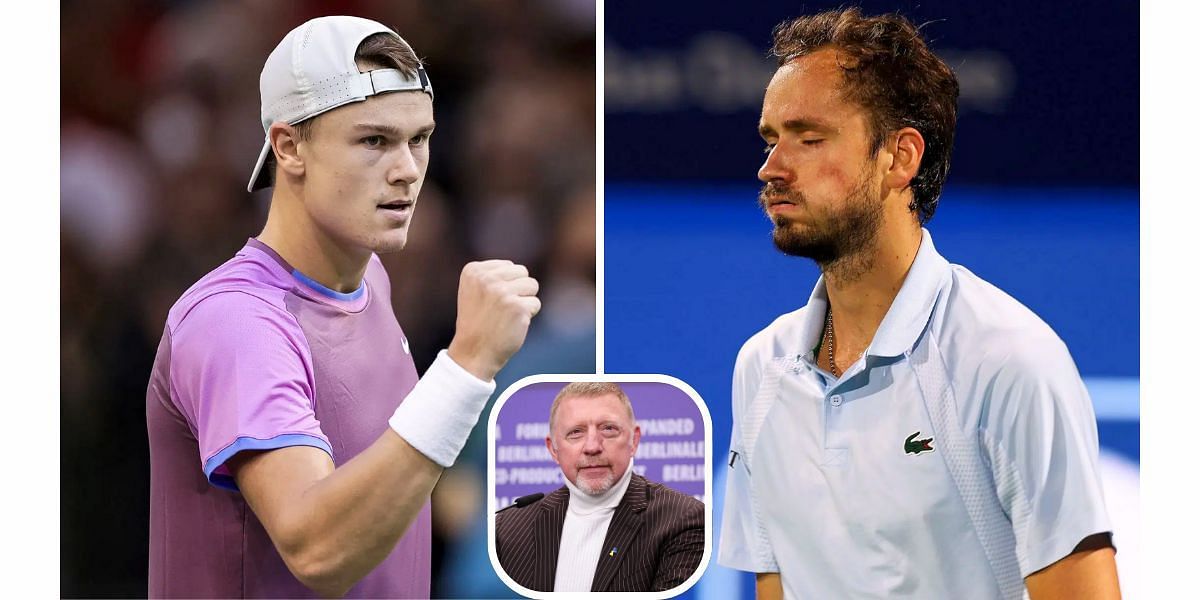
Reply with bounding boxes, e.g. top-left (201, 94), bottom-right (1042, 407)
top-left (830, 394), bottom-right (843, 407)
